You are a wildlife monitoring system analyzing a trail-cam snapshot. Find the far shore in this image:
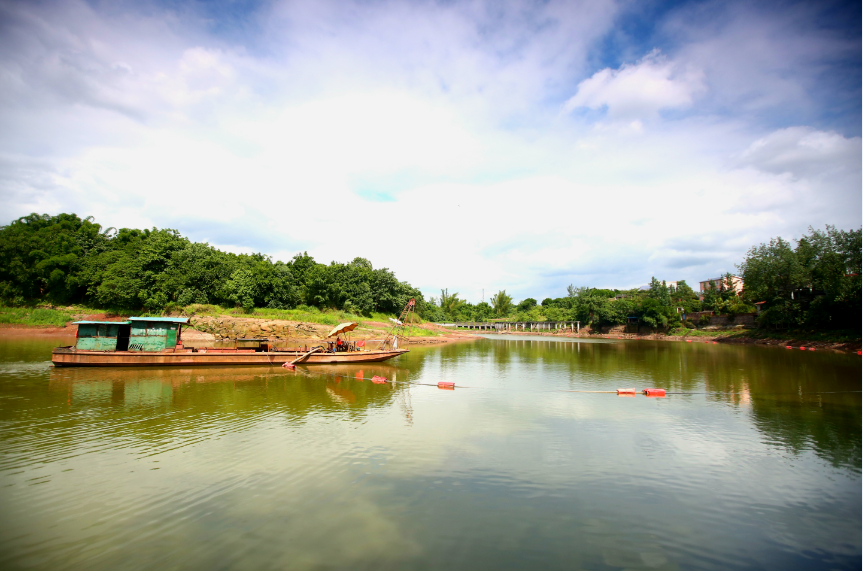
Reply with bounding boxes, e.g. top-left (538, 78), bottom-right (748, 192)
top-left (2, 320), bottom-right (858, 354)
